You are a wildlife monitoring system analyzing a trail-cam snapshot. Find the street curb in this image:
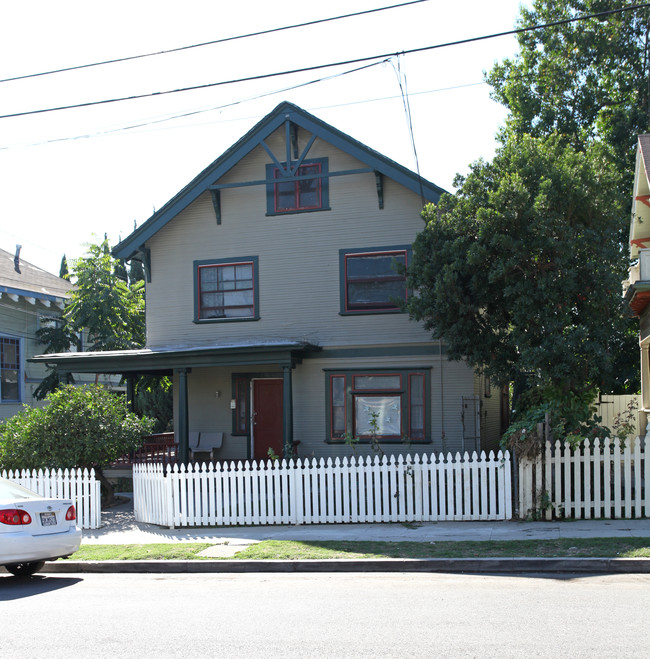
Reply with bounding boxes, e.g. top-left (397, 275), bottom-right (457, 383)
top-left (40, 557), bottom-right (650, 574)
